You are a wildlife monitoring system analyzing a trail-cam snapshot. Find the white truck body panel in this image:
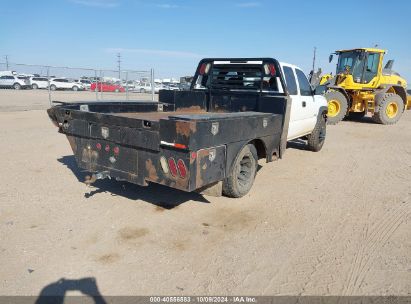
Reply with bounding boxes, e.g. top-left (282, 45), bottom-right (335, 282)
top-left (279, 62), bottom-right (327, 141)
